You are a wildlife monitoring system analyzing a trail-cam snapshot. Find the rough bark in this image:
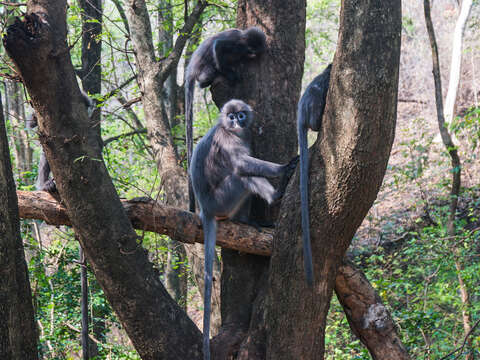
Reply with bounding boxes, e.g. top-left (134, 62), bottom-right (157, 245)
top-left (264, 0), bottom-right (402, 358)
top-left (3, 2), bottom-right (202, 358)
top-left (335, 259), bottom-right (410, 360)
top-left (0, 96), bottom-right (38, 359)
